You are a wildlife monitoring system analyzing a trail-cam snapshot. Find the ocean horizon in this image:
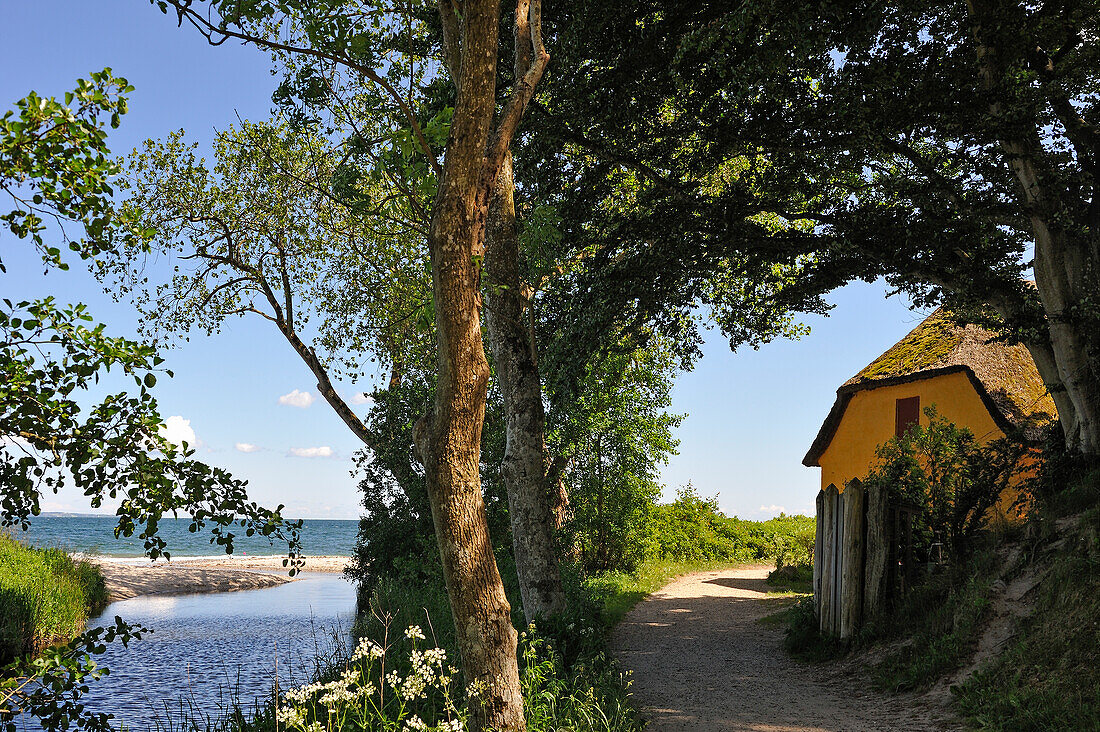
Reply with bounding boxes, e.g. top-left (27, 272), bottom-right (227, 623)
top-left (10, 515), bottom-right (361, 558)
